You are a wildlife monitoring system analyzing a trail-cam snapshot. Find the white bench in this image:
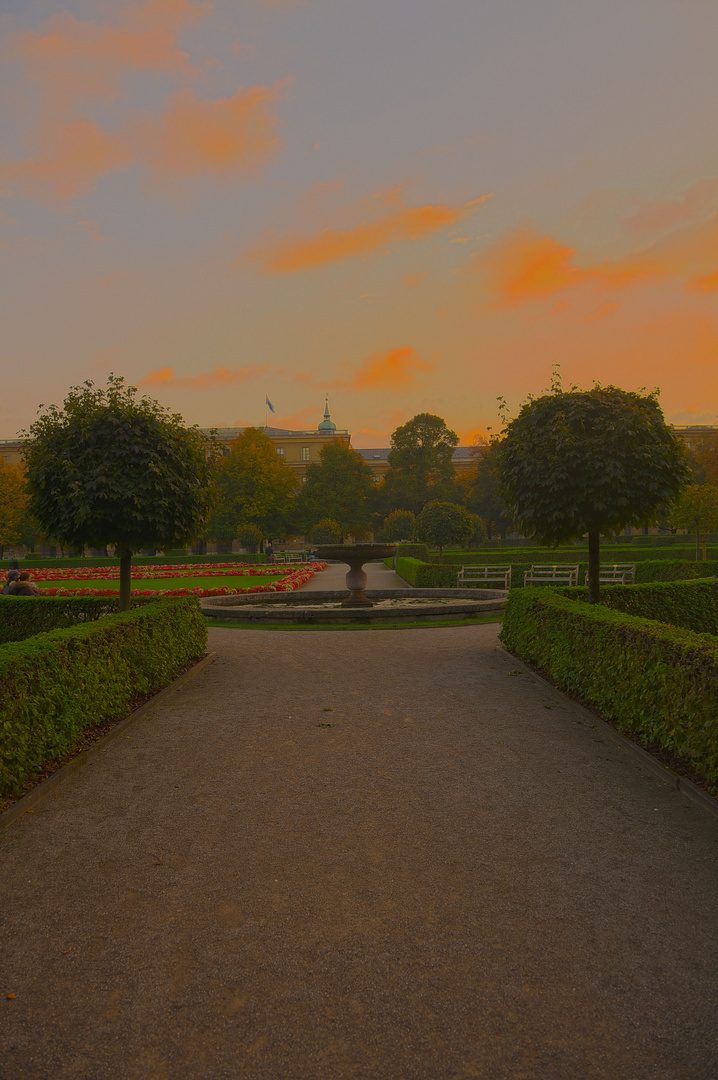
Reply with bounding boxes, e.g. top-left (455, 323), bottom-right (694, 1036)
top-left (457, 565), bottom-right (512, 589)
top-left (273, 551), bottom-right (306, 564)
top-left (589, 563), bottom-right (637, 585)
top-left (524, 564), bottom-right (579, 586)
